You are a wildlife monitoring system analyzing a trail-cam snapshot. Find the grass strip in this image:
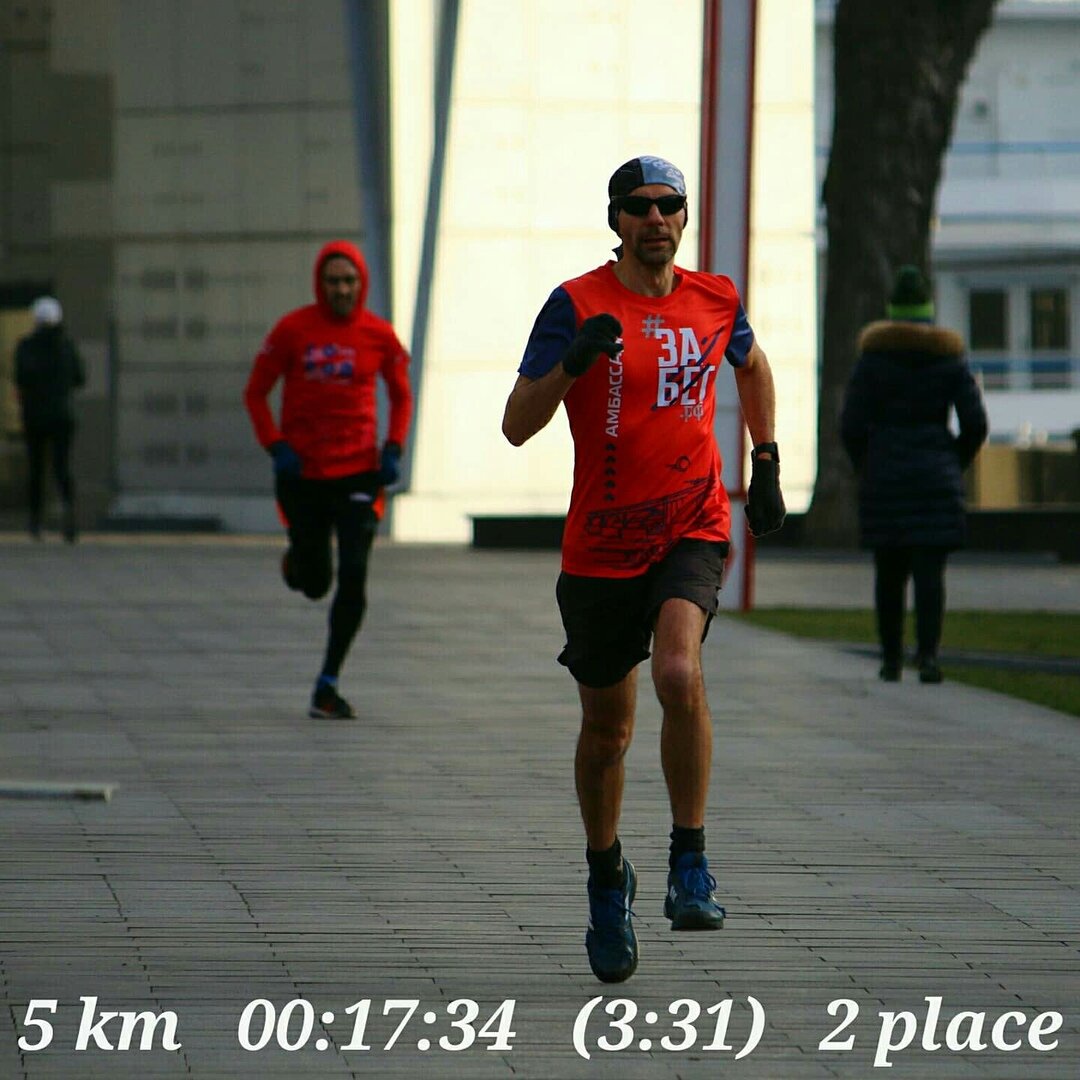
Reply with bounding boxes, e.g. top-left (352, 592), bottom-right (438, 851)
top-left (725, 608), bottom-right (1079, 718)
top-left (733, 609), bottom-right (1080, 657)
